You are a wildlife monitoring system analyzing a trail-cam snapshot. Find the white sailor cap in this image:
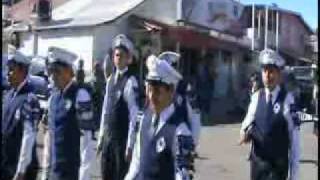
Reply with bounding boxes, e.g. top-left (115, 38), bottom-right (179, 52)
top-left (259, 48), bottom-right (285, 68)
top-left (7, 50), bottom-right (31, 66)
top-left (111, 34), bottom-right (134, 55)
top-left (158, 51), bottom-right (181, 66)
top-left (29, 56), bottom-right (46, 75)
top-left (47, 46), bottom-right (79, 71)
top-left (146, 55), bottom-right (182, 86)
